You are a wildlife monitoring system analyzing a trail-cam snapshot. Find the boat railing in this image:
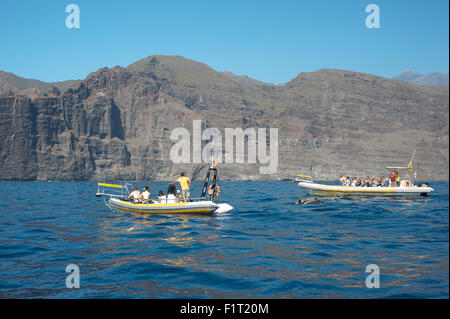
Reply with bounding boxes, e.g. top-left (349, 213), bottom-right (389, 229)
top-left (96, 181), bottom-right (133, 210)
top-left (152, 197), bottom-right (211, 204)
top-left (96, 181), bottom-right (131, 198)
